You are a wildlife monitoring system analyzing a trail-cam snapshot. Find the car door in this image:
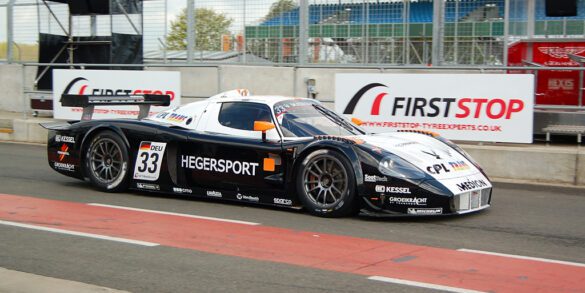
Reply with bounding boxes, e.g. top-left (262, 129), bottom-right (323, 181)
top-left (180, 101), bottom-right (288, 204)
